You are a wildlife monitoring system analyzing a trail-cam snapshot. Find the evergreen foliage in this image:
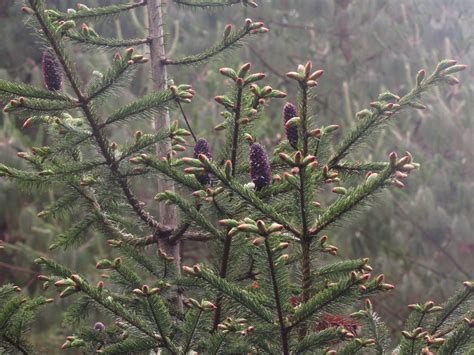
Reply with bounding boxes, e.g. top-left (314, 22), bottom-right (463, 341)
top-left (0, 0), bottom-right (472, 354)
